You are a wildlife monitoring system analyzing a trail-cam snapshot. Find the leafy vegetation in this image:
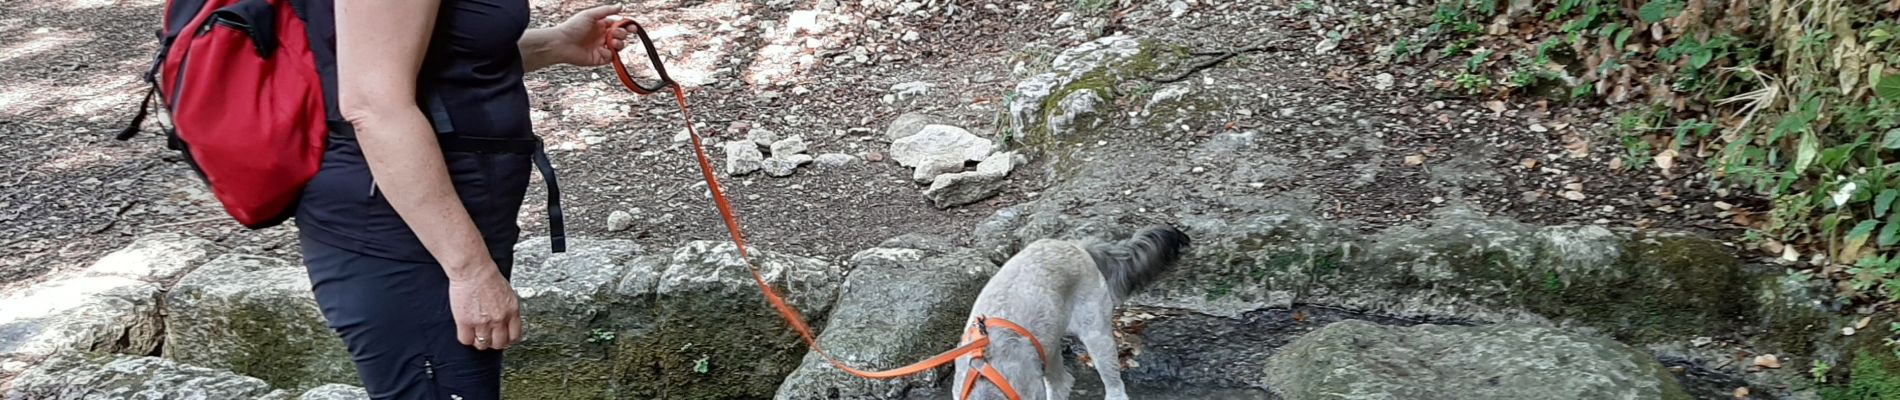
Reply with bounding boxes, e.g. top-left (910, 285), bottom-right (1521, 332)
top-left (1410, 0), bottom-right (1900, 309)
top-left (1397, 0), bottom-right (1900, 389)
